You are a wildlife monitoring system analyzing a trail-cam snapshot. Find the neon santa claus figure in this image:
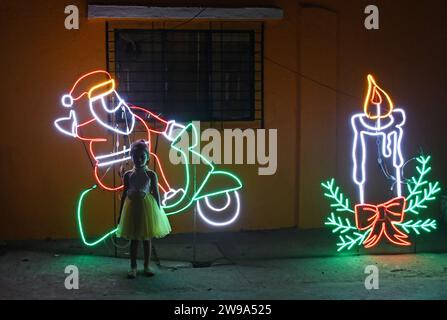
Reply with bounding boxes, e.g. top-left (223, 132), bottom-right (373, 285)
top-left (54, 70), bottom-right (183, 201)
